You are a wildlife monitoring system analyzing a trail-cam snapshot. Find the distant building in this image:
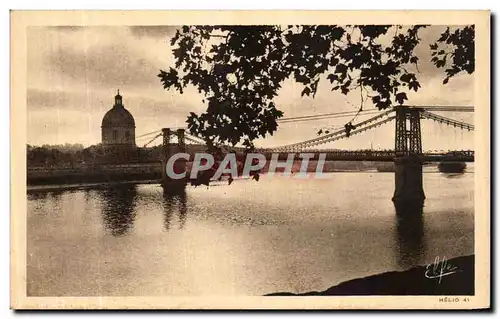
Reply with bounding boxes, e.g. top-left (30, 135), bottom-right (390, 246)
top-left (101, 90), bottom-right (136, 150)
